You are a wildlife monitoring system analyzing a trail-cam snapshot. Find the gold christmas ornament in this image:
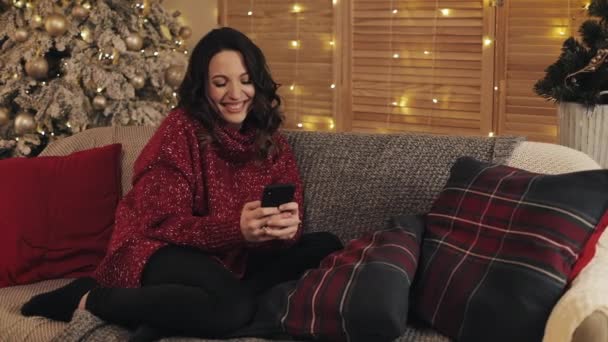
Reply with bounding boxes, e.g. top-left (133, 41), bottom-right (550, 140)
top-left (0, 107), bottom-right (10, 126)
top-left (131, 74), bottom-right (146, 89)
top-left (31, 15), bottom-right (43, 29)
top-left (92, 94), bottom-right (107, 110)
top-left (125, 33), bottom-right (144, 51)
top-left (25, 56), bottom-right (49, 80)
top-left (134, 0), bottom-right (151, 17)
top-left (45, 13), bottom-right (69, 37)
top-left (80, 27), bottom-right (93, 43)
top-left (160, 25), bottom-right (172, 40)
top-left (178, 26), bottom-right (192, 39)
top-left (98, 47), bottom-right (120, 65)
top-left (14, 28), bottom-right (29, 42)
top-left (71, 5), bottom-right (89, 20)
top-left (164, 65), bottom-right (185, 88)
top-left (14, 112), bottom-right (36, 135)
